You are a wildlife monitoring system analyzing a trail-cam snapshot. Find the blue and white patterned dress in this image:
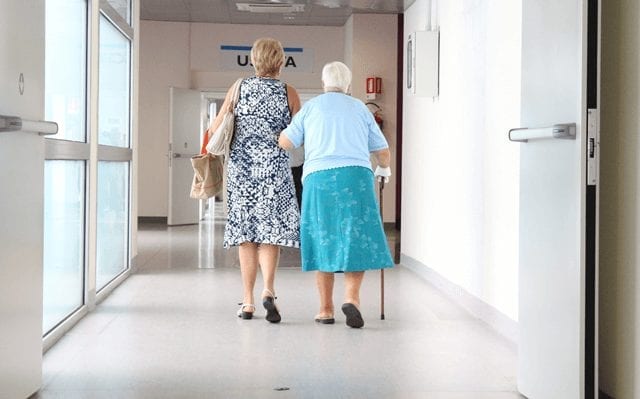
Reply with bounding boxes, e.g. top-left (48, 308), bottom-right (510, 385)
top-left (223, 76), bottom-right (300, 248)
